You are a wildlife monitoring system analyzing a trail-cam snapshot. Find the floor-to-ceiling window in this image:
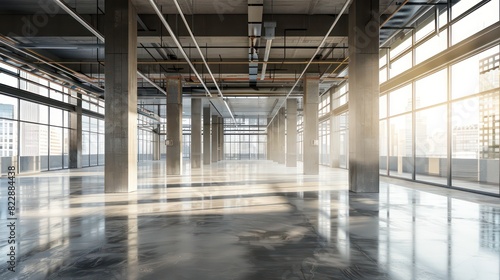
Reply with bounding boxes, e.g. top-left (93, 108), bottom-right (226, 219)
top-left (379, 0), bottom-right (499, 195)
top-left (224, 117), bottom-right (267, 160)
top-left (319, 93), bottom-right (331, 166)
top-left (0, 62), bottom-right (76, 174)
top-left (331, 82), bottom-right (348, 169)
